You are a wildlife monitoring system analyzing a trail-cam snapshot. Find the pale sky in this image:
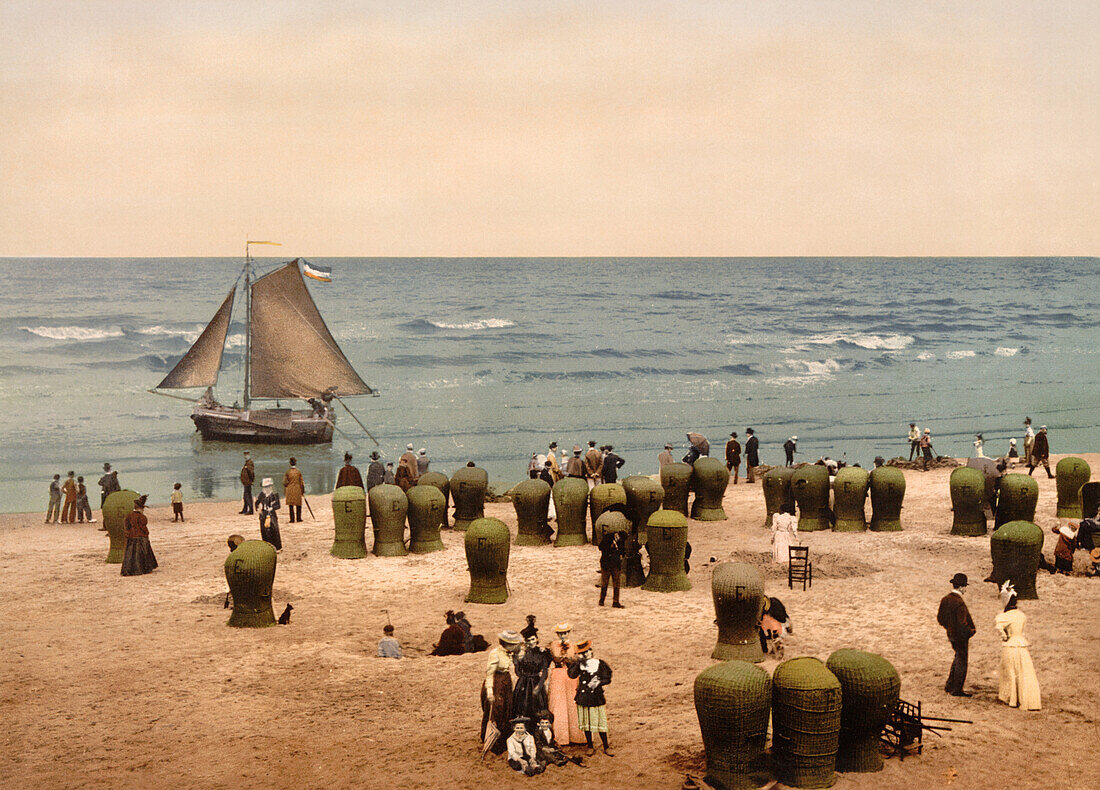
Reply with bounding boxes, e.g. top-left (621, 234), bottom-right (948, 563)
top-left (1, 1), bottom-right (1096, 256)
